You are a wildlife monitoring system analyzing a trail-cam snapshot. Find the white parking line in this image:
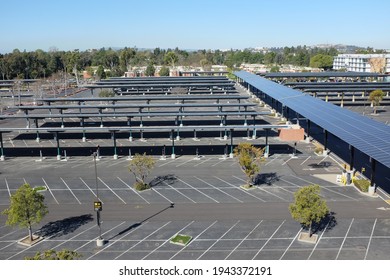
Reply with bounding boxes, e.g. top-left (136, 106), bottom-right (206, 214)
top-left (279, 187), bottom-right (295, 194)
top-left (284, 174), bottom-right (314, 186)
top-left (116, 177), bottom-right (150, 204)
top-left (214, 176), bottom-right (266, 202)
top-left (60, 178), bottom-right (82, 204)
top-left (279, 227), bottom-right (303, 260)
top-left (48, 223), bottom-right (98, 252)
top-left (0, 228), bottom-right (20, 240)
top-left (225, 220), bottom-right (263, 260)
top-left (252, 220), bottom-right (286, 260)
top-left (107, 158), bottom-right (127, 168)
top-left (88, 221), bottom-right (147, 259)
top-left (158, 159), bottom-right (175, 167)
top-left (282, 156), bottom-right (294, 166)
top-left (233, 176), bottom-right (288, 201)
top-left (265, 155), bottom-right (279, 166)
top-left (211, 159), bottom-right (227, 167)
top-left (336, 218), bottom-right (354, 260)
top-left (175, 158), bottom-right (194, 167)
top-left (41, 178), bottom-right (59, 204)
top-left (114, 221), bottom-right (171, 260)
top-left (318, 155), bottom-right (329, 165)
top-left (79, 177), bottom-right (98, 199)
top-left (194, 176), bottom-right (243, 203)
top-left (152, 188), bottom-right (173, 203)
top-left (169, 221), bottom-right (218, 260)
top-left (4, 178), bottom-right (11, 197)
top-left (98, 177), bottom-right (126, 204)
top-left (176, 178), bottom-right (219, 203)
top-left (194, 157), bottom-right (213, 167)
top-left (322, 186), bottom-right (358, 201)
top-left (364, 218), bottom-right (377, 260)
top-left (8, 138), bottom-right (14, 147)
top-left (142, 221), bottom-right (195, 260)
top-left (197, 220), bottom-right (240, 260)
top-left (71, 160), bottom-right (89, 169)
top-left (162, 181), bottom-right (196, 203)
top-left (307, 219), bottom-right (331, 260)
top-left (7, 221), bottom-right (97, 260)
top-left (77, 221), bottom-right (126, 253)
top-left (376, 188), bottom-right (390, 199)
top-left (300, 156), bottom-right (311, 165)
